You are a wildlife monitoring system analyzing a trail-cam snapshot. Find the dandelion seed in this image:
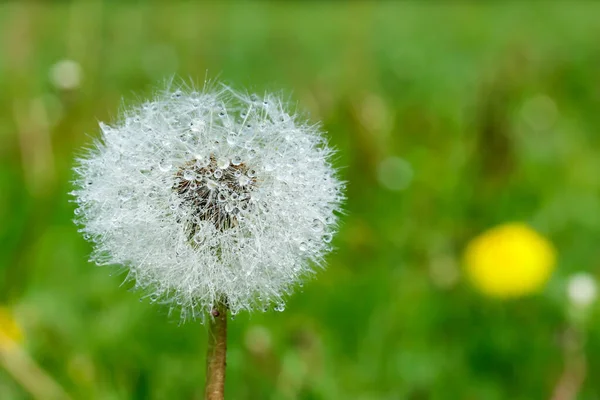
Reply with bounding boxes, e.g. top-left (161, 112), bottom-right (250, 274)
top-left (50, 59), bottom-right (82, 91)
